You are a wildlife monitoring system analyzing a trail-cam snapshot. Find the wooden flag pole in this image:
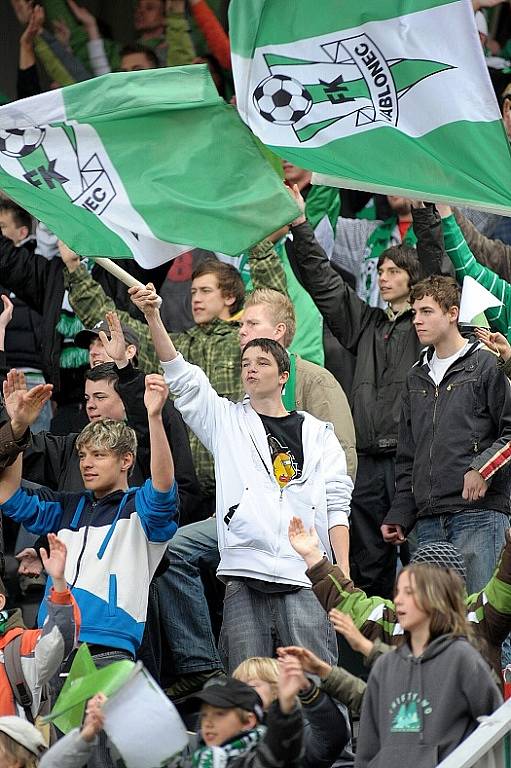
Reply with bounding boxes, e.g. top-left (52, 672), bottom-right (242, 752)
top-left (94, 257), bottom-right (162, 307)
